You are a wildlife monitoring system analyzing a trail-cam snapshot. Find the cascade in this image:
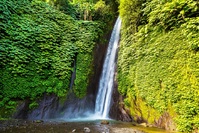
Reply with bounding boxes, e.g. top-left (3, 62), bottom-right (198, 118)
top-left (69, 59), bottom-right (76, 90)
top-left (95, 17), bottom-right (121, 119)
